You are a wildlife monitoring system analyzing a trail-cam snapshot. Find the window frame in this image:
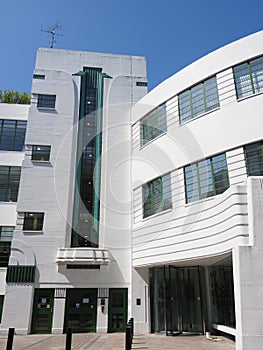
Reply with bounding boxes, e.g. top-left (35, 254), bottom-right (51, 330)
top-left (244, 141), bottom-right (263, 176)
top-left (0, 226), bottom-right (14, 267)
top-left (0, 166), bottom-right (21, 202)
top-left (23, 212), bottom-right (45, 231)
top-left (184, 153), bottom-right (229, 204)
top-left (37, 94), bottom-right (56, 109)
top-left (143, 173), bottom-right (172, 218)
top-left (31, 145), bottom-right (51, 162)
top-left (140, 103), bottom-right (167, 147)
top-left (233, 56), bottom-right (263, 100)
top-left (0, 119), bottom-right (27, 152)
top-left (178, 76), bottom-right (220, 124)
